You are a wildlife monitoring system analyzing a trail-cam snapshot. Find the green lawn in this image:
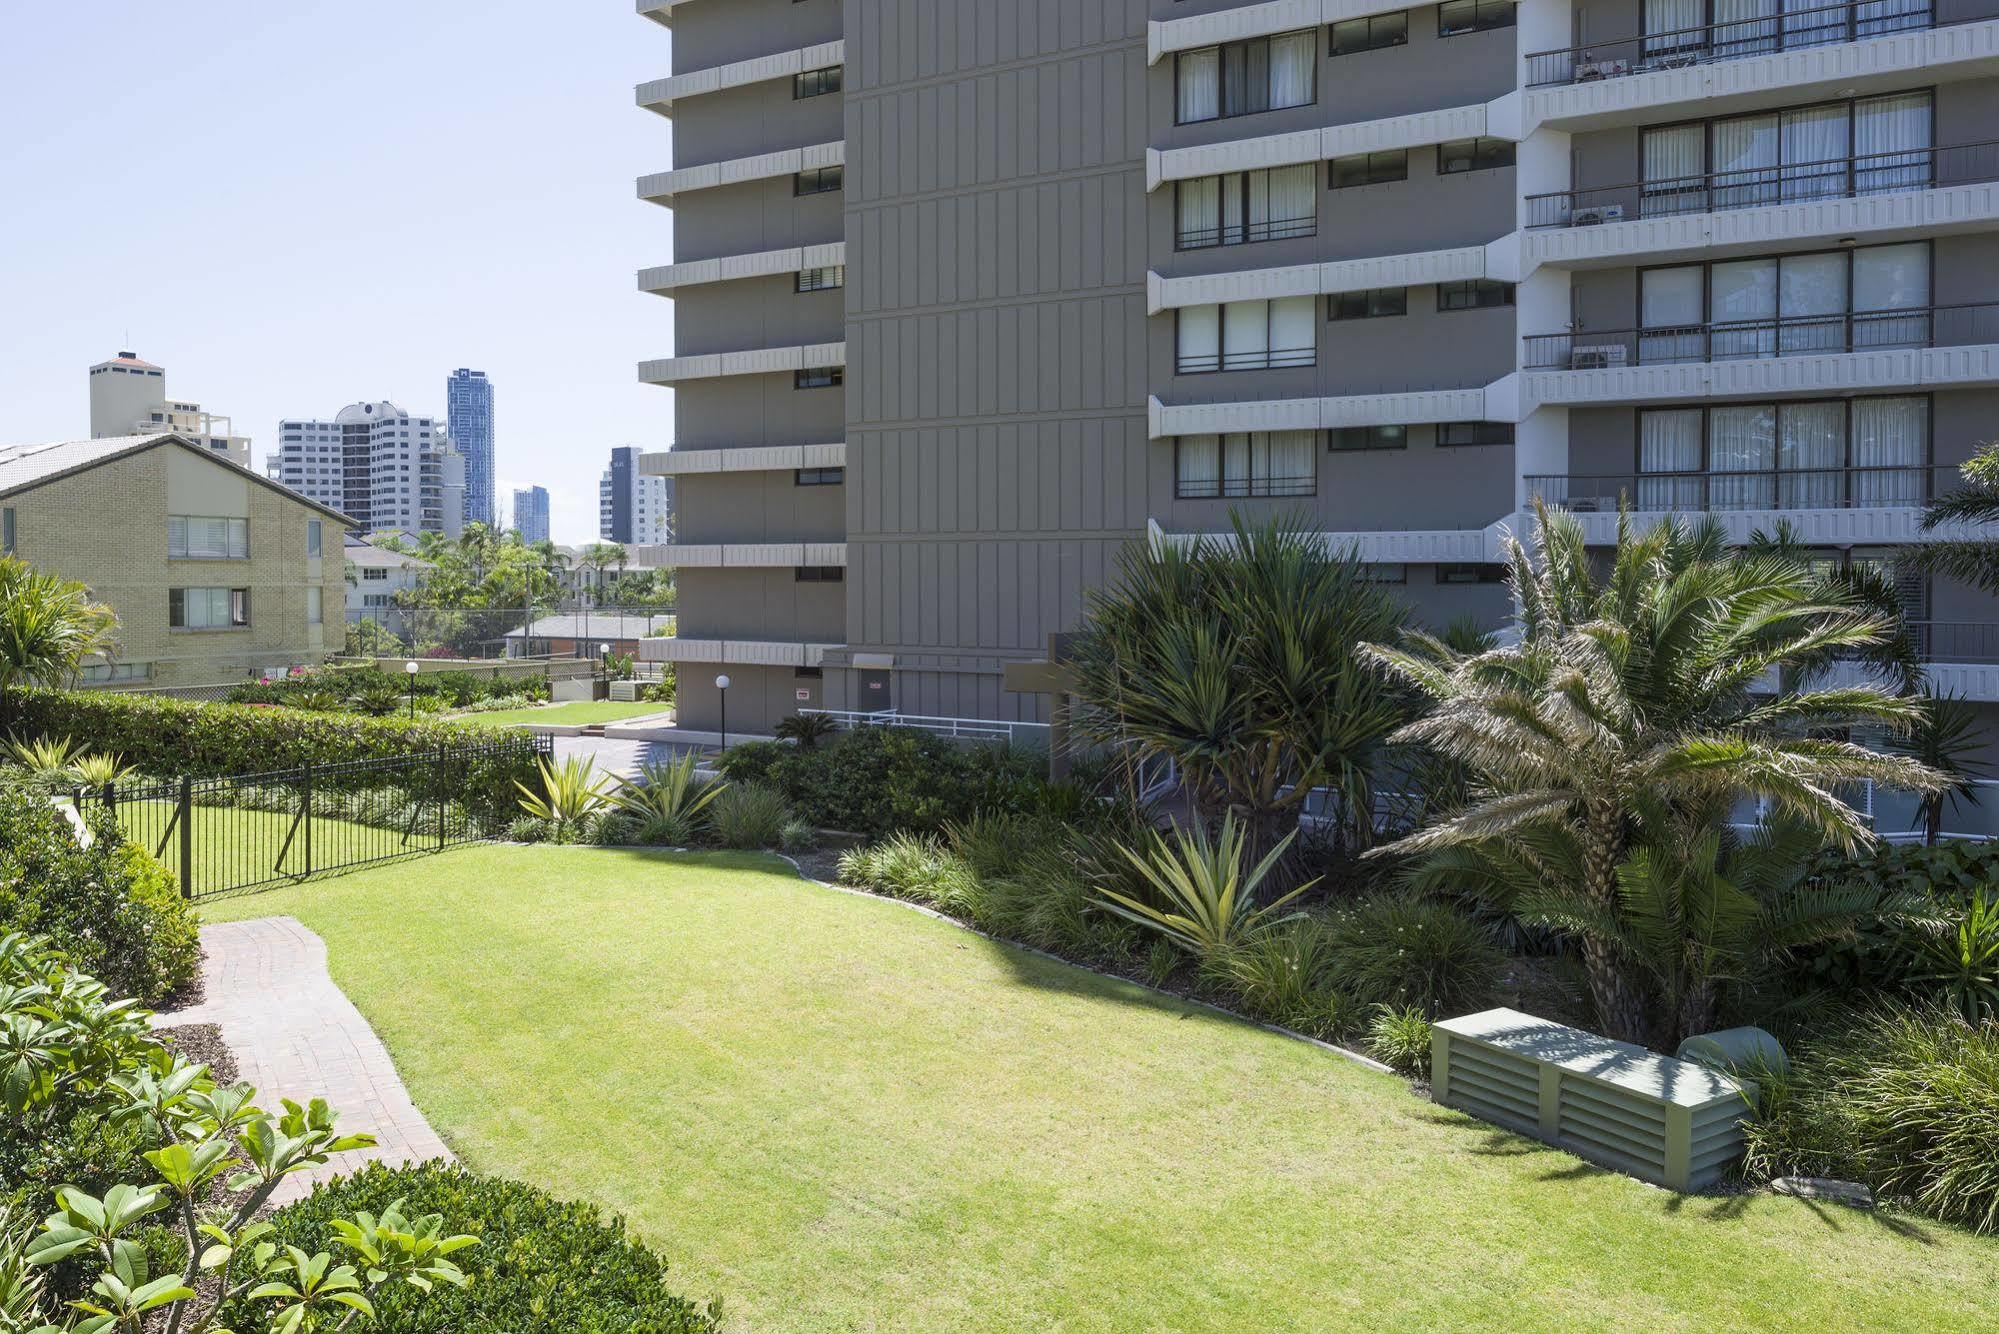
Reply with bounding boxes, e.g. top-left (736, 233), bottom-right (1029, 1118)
top-left (453, 700), bottom-right (670, 728)
top-left (115, 802), bottom-right (432, 898)
top-left (205, 847), bottom-right (1999, 1331)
